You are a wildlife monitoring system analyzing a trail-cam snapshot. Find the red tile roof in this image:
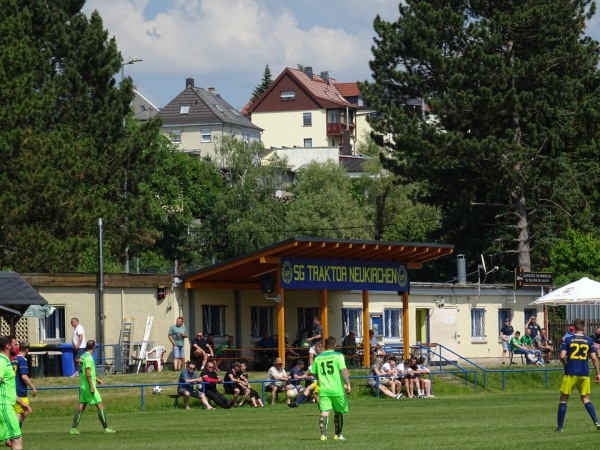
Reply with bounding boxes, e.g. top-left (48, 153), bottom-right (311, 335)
top-left (334, 82), bottom-right (360, 97)
top-left (288, 68), bottom-right (353, 107)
